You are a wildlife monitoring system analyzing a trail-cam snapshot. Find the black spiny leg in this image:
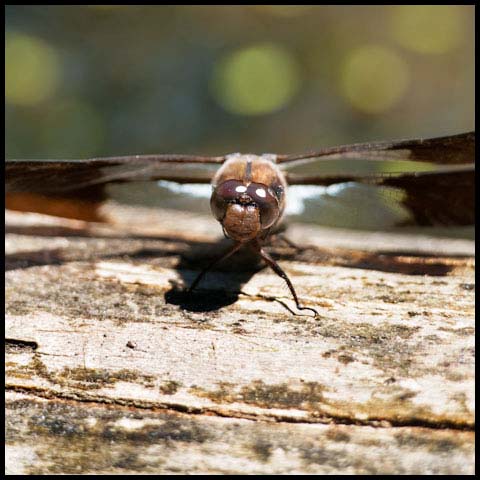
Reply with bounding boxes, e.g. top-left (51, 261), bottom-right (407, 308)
top-left (188, 242), bottom-right (243, 292)
top-left (251, 241), bottom-right (318, 317)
